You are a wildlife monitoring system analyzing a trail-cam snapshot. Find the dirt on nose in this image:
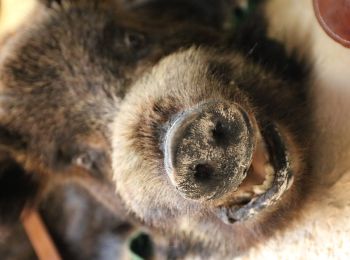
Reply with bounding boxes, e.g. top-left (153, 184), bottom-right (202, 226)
top-left (164, 101), bottom-right (256, 201)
